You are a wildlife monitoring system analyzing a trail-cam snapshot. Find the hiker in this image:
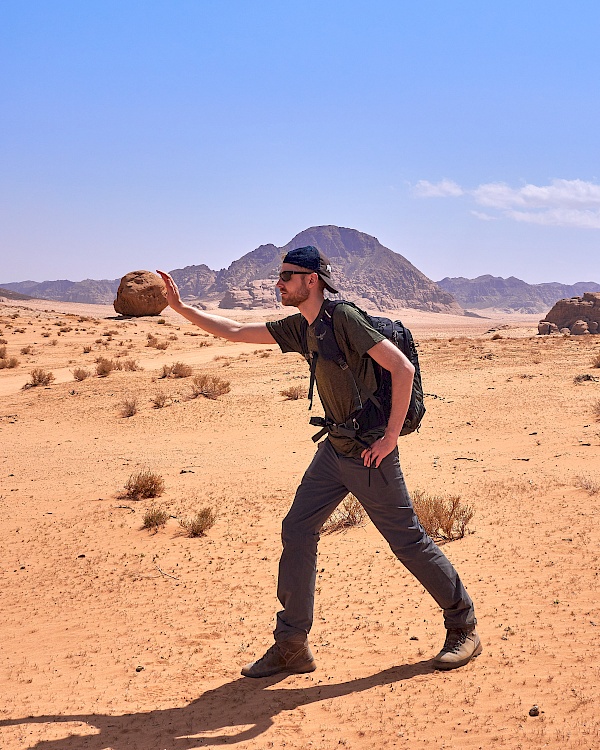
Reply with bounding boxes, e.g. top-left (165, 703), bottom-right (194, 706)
top-left (156, 246), bottom-right (480, 677)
